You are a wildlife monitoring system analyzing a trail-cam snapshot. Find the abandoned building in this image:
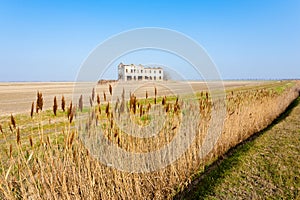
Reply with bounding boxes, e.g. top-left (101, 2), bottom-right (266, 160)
top-left (118, 63), bottom-right (164, 81)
